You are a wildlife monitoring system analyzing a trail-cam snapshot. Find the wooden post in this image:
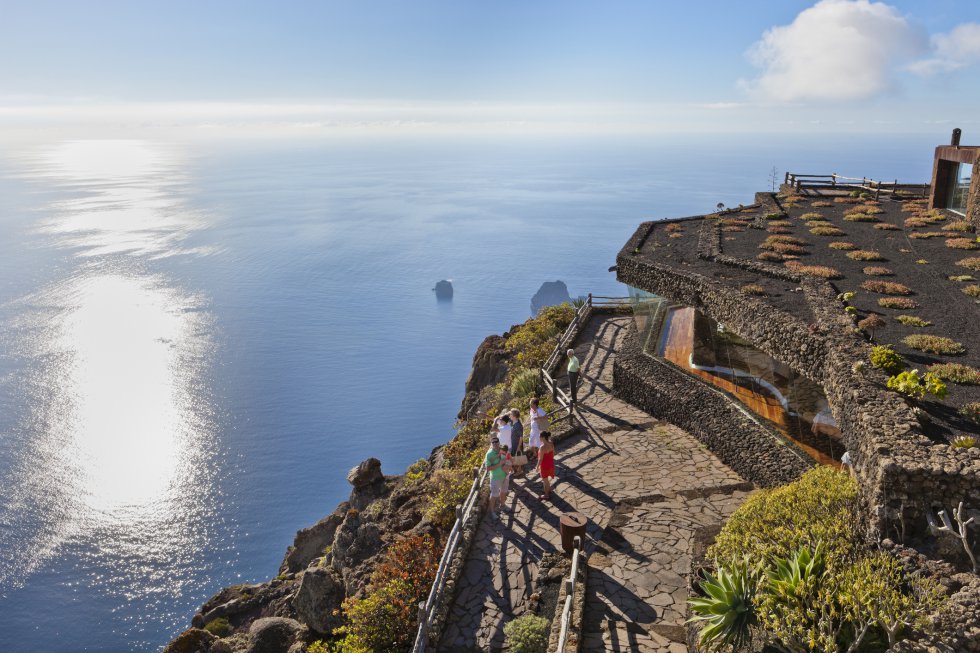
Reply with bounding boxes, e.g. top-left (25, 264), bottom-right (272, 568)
top-left (831, 173), bottom-right (837, 187)
top-left (784, 171), bottom-right (789, 184)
